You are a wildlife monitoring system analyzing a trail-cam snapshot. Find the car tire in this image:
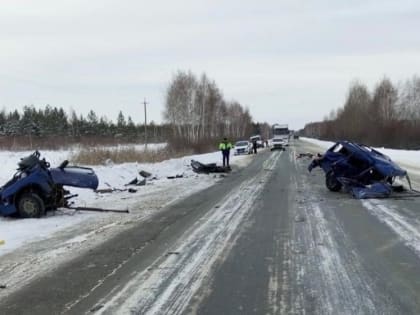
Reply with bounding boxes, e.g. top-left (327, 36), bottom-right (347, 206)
top-left (17, 193), bottom-right (46, 218)
top-left (325, 171), bottom-right (342, 192)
